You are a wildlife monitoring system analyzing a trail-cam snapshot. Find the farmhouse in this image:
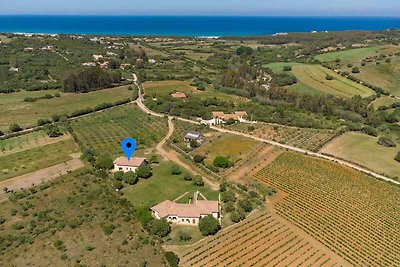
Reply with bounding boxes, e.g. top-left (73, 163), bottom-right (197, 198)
top-left (113, 157), bottom-right (148, 173)
top-left (184, 131), bottom-right (204, 144)
top-left (212, 111), bottom-right (248, 124)
top-left (171, 92), bottom-right (187, 99)
top-left (151, 199), bottom-right (220, 225)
